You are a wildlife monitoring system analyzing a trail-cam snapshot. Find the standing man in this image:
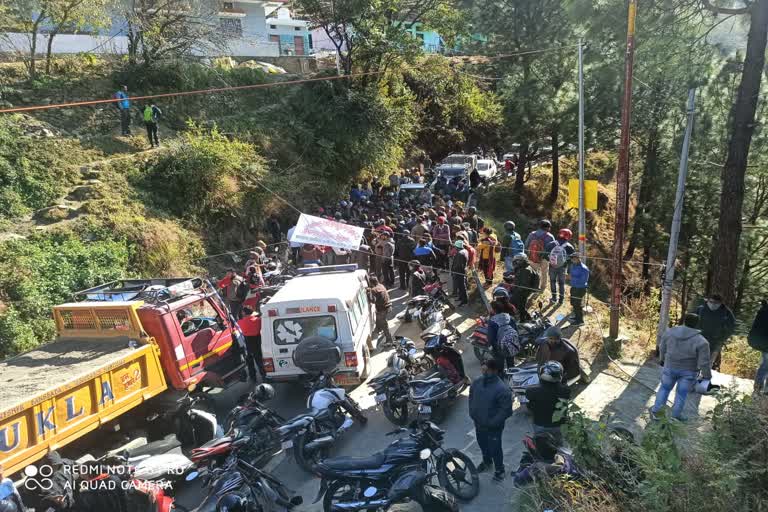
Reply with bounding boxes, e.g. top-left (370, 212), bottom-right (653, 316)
top-left (114, 85), bottom-right (132, 136)
top-left (266, 214), bottom-right (281, 245)
top-left (525, 362), bottom-right (571, 443)
top-left (510, 254), bottom-right (538, 321)
top-left (566, 252), bottom-right (589, 327)
top-left (431, 216), bottom-right (452, 269)
top-left (375, 232), bottom-right (396, 288)
top-left (748, 299), bottom-right (768, 393)
top-left (369, 276), bottom-right (393, 346)
top-left (143, 103), bottom-right (162, 147)
top-left (389, 170), bottom-right (401, 192)
top-left (695, 294), bottom-right (736, 371)
top-left (650, 313), bottom-right (712, 421)
top-left (409, 260), bottom-right (427, 298)
top-left (237, 307), bottom-right (263, 381)
top-left (395, 228), bottom-right (416, 291)
top-left (218, 269), bottom-right (246, 319)
top-left (469, 359), bottom-right (513, 482)
top-left (525, 219), bottom-right (556, 293)
top-left (500, 220), bottom-right (525, 273)
top-left (287, 224), bottom-right (301, 264)
top-left (548, 229), bottom-right (575, 304)
top-left (451, 240), bottom-right (469, 306)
